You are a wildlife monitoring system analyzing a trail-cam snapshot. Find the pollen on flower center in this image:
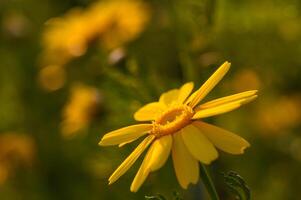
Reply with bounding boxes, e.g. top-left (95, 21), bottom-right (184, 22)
top-left (151, 105), bottom-right (194, 137)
